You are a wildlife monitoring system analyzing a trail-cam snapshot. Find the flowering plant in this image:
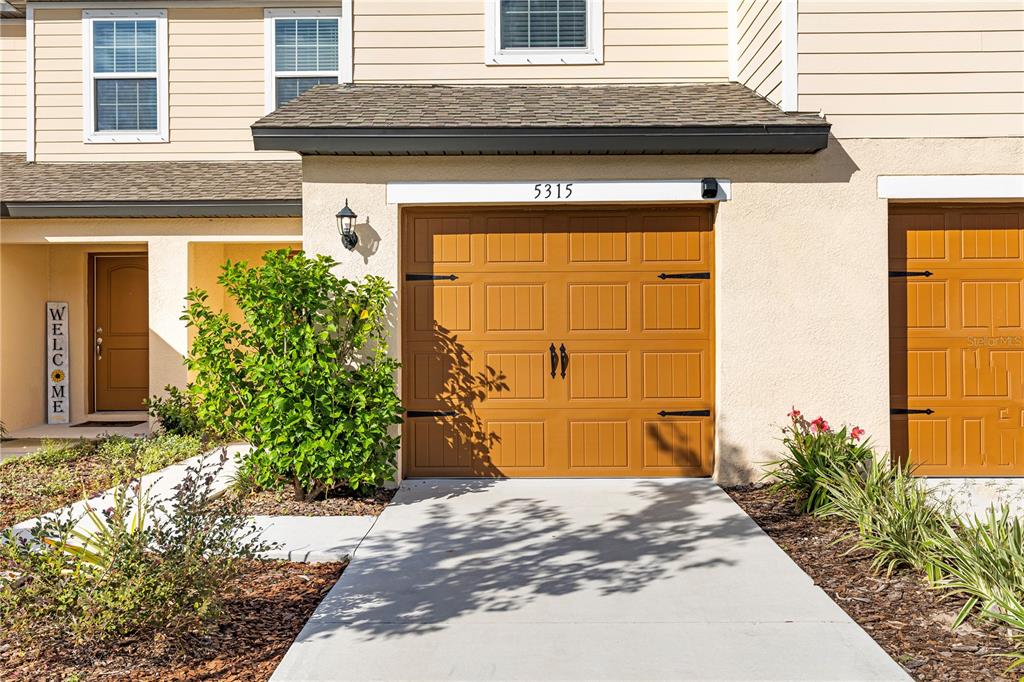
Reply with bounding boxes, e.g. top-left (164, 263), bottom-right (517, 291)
top-left (766, 409), bottom-right (874, 513)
